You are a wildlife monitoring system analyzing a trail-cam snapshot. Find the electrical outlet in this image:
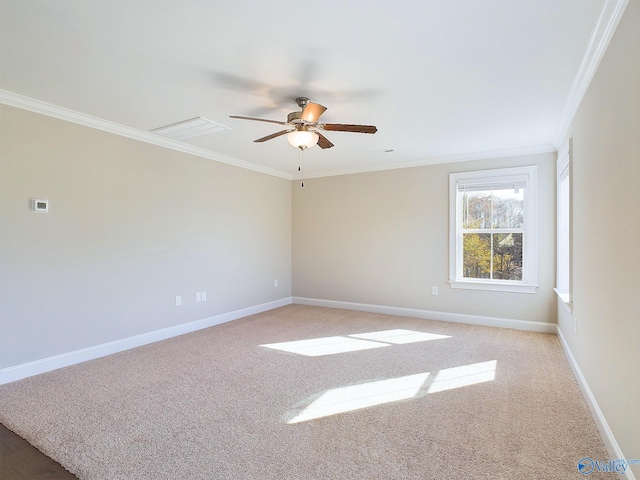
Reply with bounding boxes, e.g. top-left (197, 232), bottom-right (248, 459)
top-left (196, 292), bottom-right (202, 302)
top-left (274, 279), bottom-right (279, 288)
top-left (202, 291), bottom-right (207, 301)
top-left (431, 286), bottom-right (438, 295)
top-left (175, 295), bottom-right (182, 306)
